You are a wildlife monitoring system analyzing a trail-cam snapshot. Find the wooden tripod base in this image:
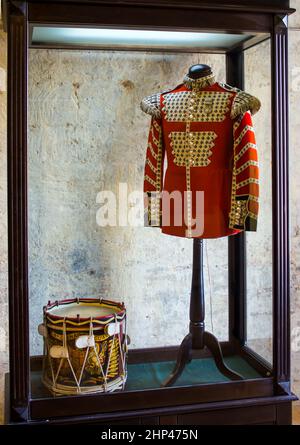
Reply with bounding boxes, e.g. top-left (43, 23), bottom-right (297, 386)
top-left (161, 331), bottom-right (243, 387)
top-left (161, 238), bottom-right (243, 388)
